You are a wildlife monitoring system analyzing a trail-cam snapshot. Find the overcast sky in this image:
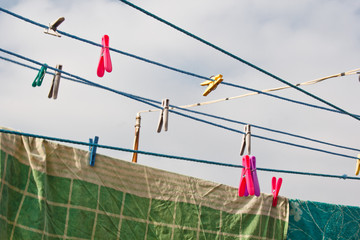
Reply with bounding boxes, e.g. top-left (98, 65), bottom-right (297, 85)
top-left (0, 0), bottom-right (359, 206)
